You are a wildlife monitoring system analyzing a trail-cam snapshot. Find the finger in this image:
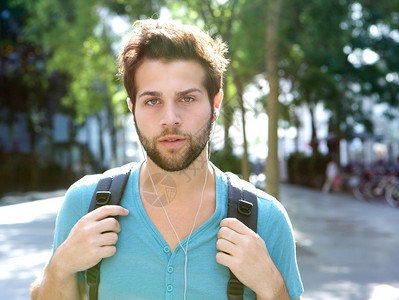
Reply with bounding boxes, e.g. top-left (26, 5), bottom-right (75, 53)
top-left (96, 217), bottom-right (121, 234)
top-left (216, 237), bottom-right (237, 255)
top-left (89, 205), bottom-right (129, 221)
top-left (217, 226), bottom-right (241, 244)
top-left (220, 218), bottom-right (253, 235)
top-left (216, 251), bottom-right (234, 268)
top-left (98, 245), bottom-right (117, 258)
top-left (98, 232), bottom-right (119, 247)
